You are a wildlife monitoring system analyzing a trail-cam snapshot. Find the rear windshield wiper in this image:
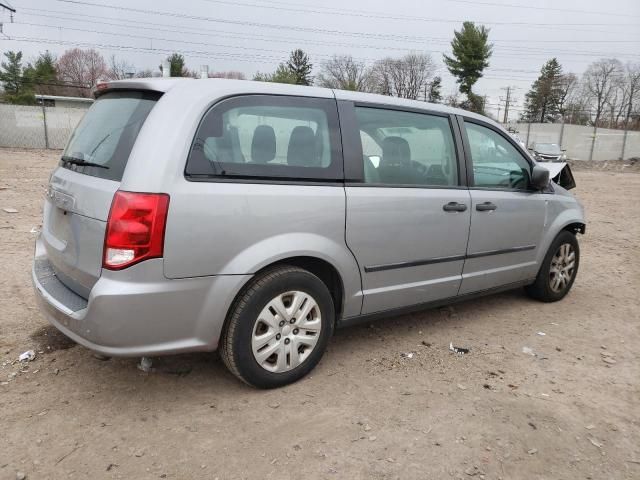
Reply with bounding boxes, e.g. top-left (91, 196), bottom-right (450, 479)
top-left (61, 156), bottom-right (110, 169)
